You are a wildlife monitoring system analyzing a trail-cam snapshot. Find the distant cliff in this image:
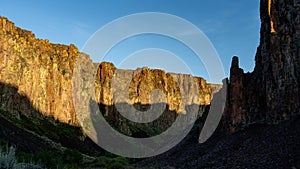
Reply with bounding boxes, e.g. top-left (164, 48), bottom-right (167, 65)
top-left (223, 0), bottom-right (300, 133)
top-left (0, 16), bottom-right (220, 125)
top-left (94, 62), bottom-right (216, 113)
